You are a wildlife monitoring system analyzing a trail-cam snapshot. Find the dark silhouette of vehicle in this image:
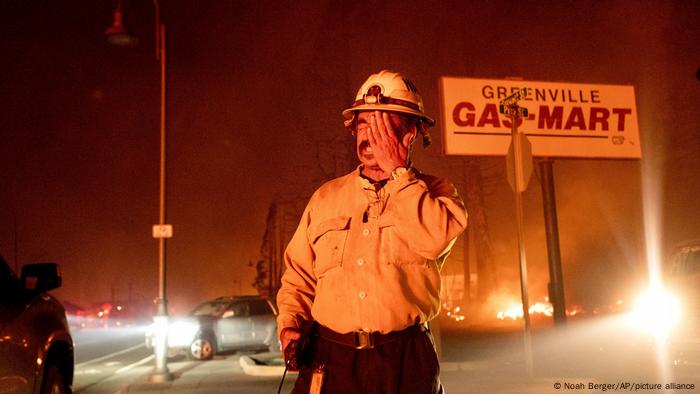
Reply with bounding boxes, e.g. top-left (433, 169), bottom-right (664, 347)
top-left (0, 256), bottom-right (74, 393)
